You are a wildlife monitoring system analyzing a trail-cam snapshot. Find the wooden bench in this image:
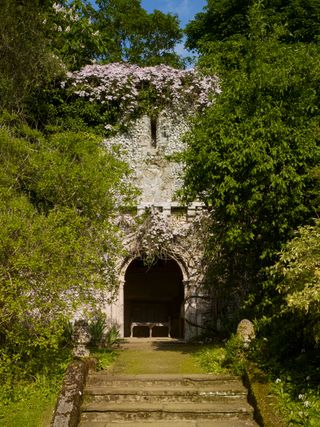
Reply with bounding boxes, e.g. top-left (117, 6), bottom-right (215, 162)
top-left (130, 320), bottom-right (171, 338)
